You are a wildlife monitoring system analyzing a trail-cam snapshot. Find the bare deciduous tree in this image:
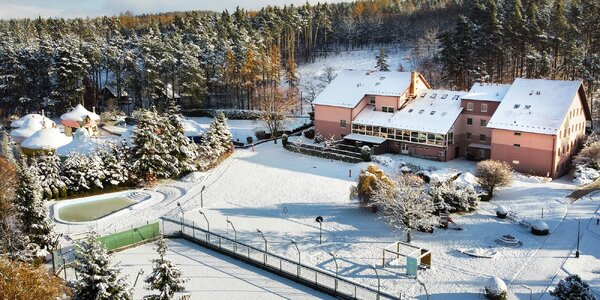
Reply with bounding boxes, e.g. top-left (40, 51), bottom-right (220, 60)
top-left (373, 174), bottom-right (436, 243)
top-left (475, 160), bottom-right (513, 198)
top-left (258, 87), bottom-right (295, 144)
